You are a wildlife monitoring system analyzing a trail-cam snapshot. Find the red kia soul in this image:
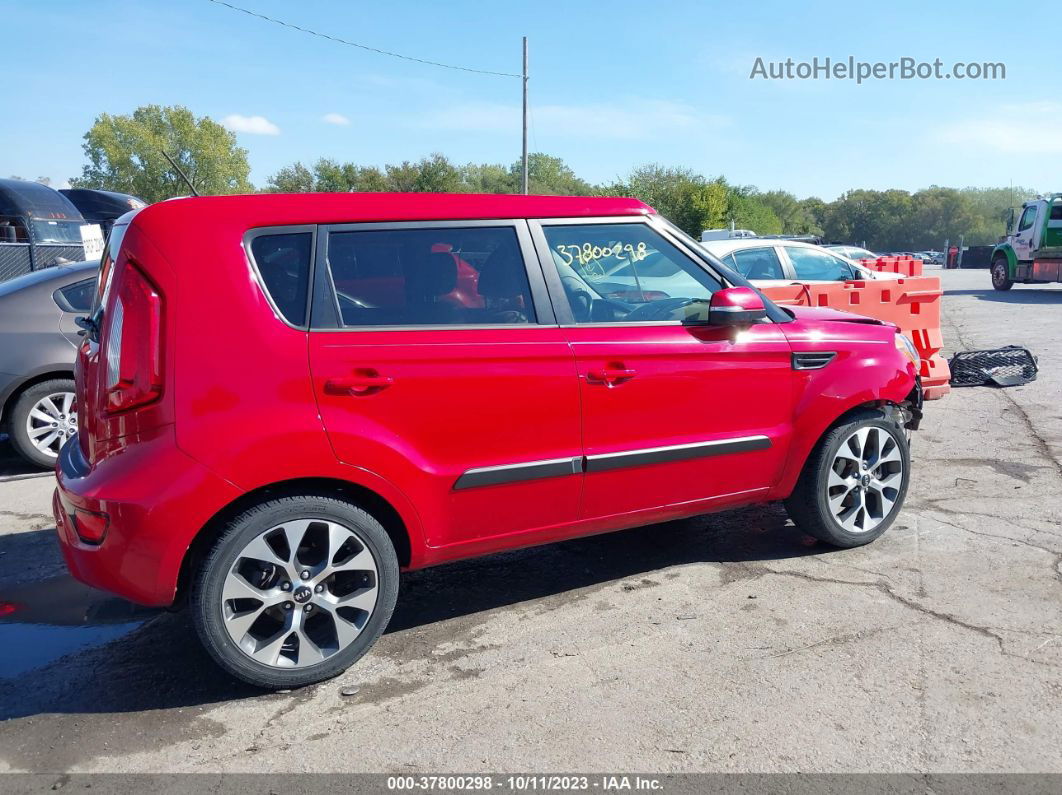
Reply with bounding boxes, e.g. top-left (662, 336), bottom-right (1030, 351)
top-left (55, 193), bottom-right (922, 688)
